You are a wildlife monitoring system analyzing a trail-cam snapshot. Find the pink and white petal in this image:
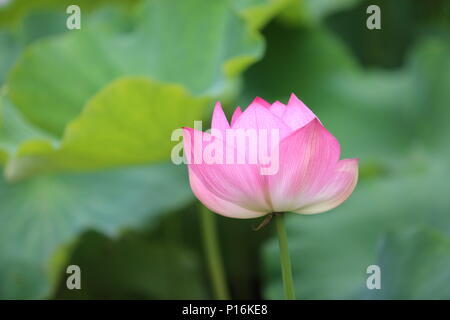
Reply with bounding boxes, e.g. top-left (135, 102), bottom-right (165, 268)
top-left (267, 119), bottom-right (341, 212)
top-left (293, 158), bottom-right (359, 214)
top-left (211, 102), bottom-right (230, 136)
top-left (183, 127), bottom-right (272, 212)
top-left (189, 169), bottom-right (266, 219)
top-left (232, 102), bottom-right (292, 139)
top-left (281, 93), bottom-right (317, 130)
top-left (269, 101), bottom-right (286, 119)
top-left (230, 107), bottom-right (243, 126)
